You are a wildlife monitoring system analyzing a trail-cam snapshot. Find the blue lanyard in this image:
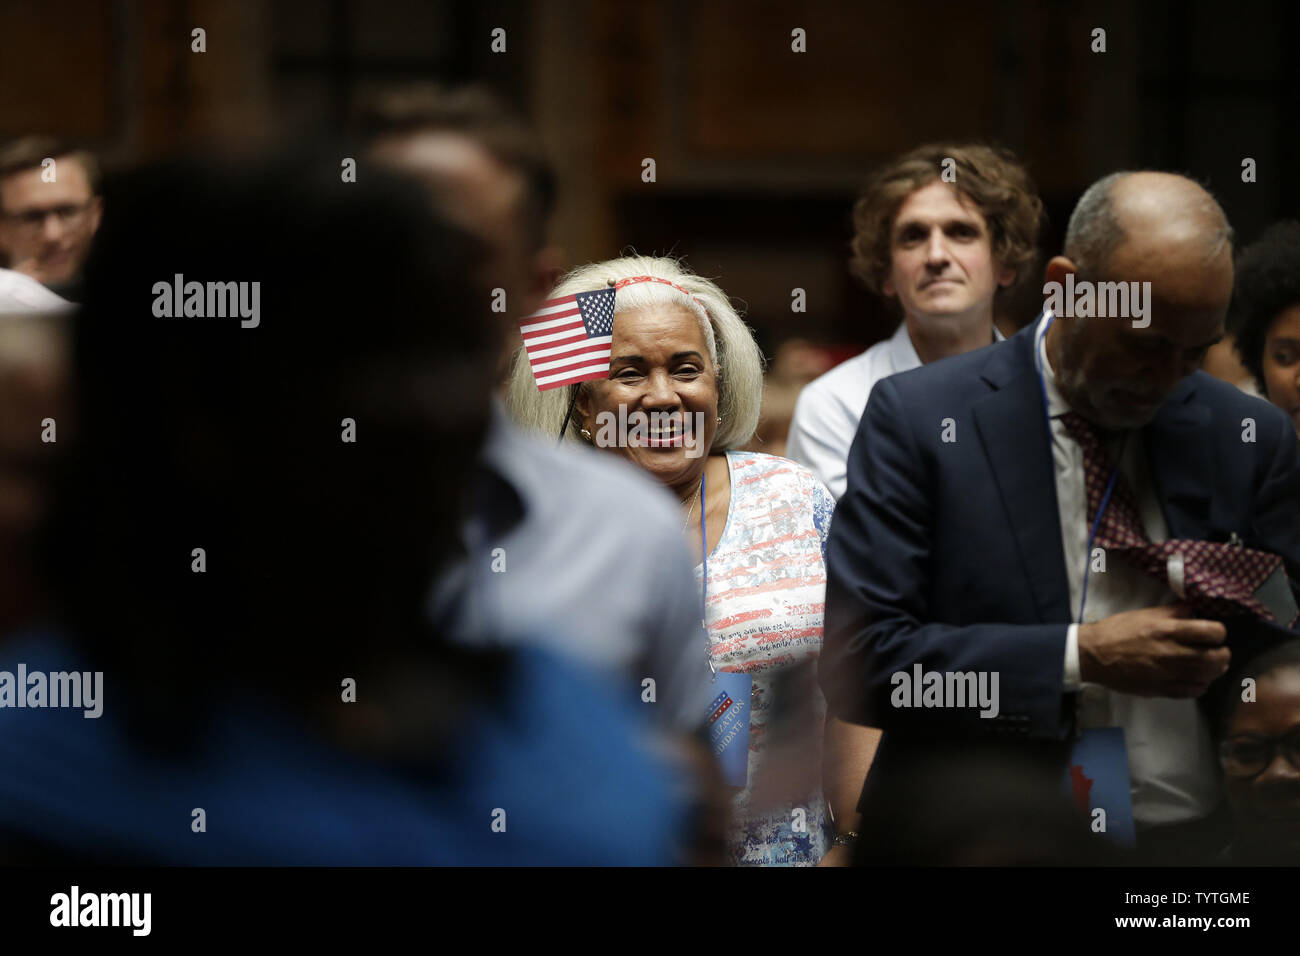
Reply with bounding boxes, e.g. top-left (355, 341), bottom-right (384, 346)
top-left (1035, 313), bottom-right (1126, 624)
top-left (699, 466), bottom-right (716, 677)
